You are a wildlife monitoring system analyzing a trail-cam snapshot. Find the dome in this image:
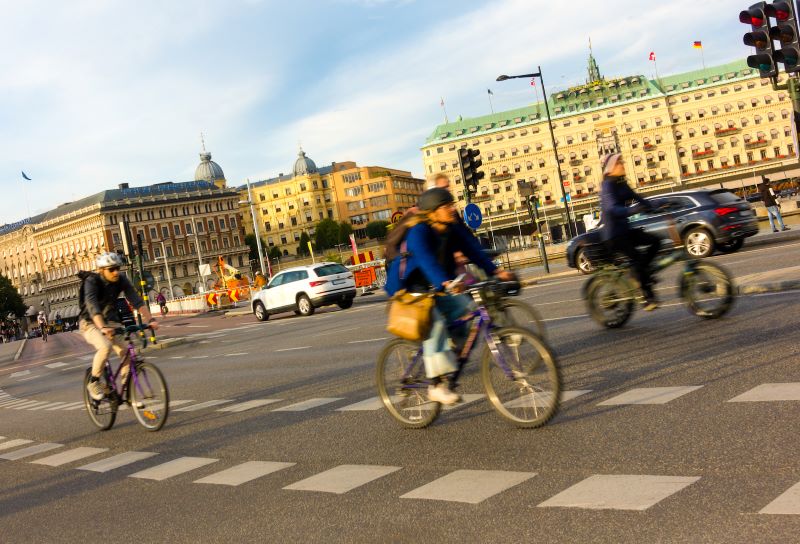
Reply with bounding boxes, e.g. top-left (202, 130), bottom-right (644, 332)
top-left (194, 152), bottom-right (225, 182)
top-left (293, 149), bottom-right (317, 177)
